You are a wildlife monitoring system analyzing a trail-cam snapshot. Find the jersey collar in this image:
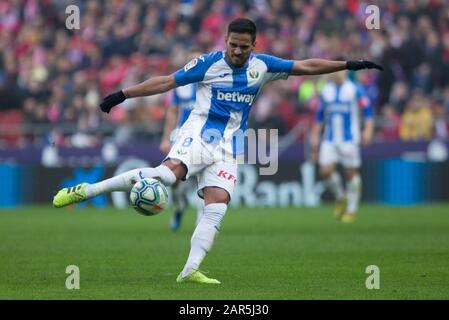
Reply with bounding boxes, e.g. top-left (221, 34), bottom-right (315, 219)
top-left (223, 51), bottom-right (253, 70)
